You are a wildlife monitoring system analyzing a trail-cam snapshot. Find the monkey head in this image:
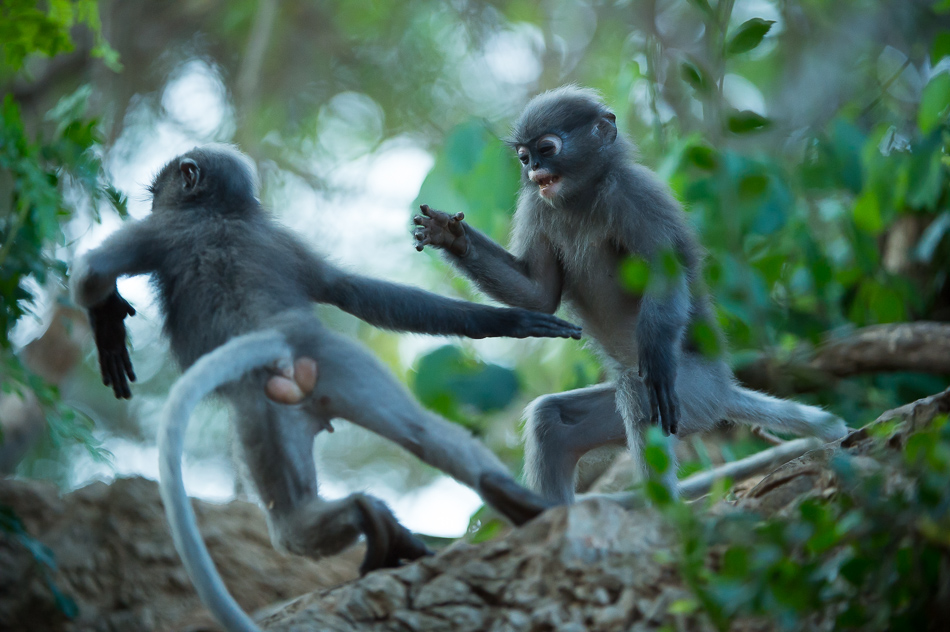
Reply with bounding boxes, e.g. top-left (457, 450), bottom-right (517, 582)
top-left (148, 143), bottom-right (259, 213)
top-left (508, 86), bottom-right (620, 207)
